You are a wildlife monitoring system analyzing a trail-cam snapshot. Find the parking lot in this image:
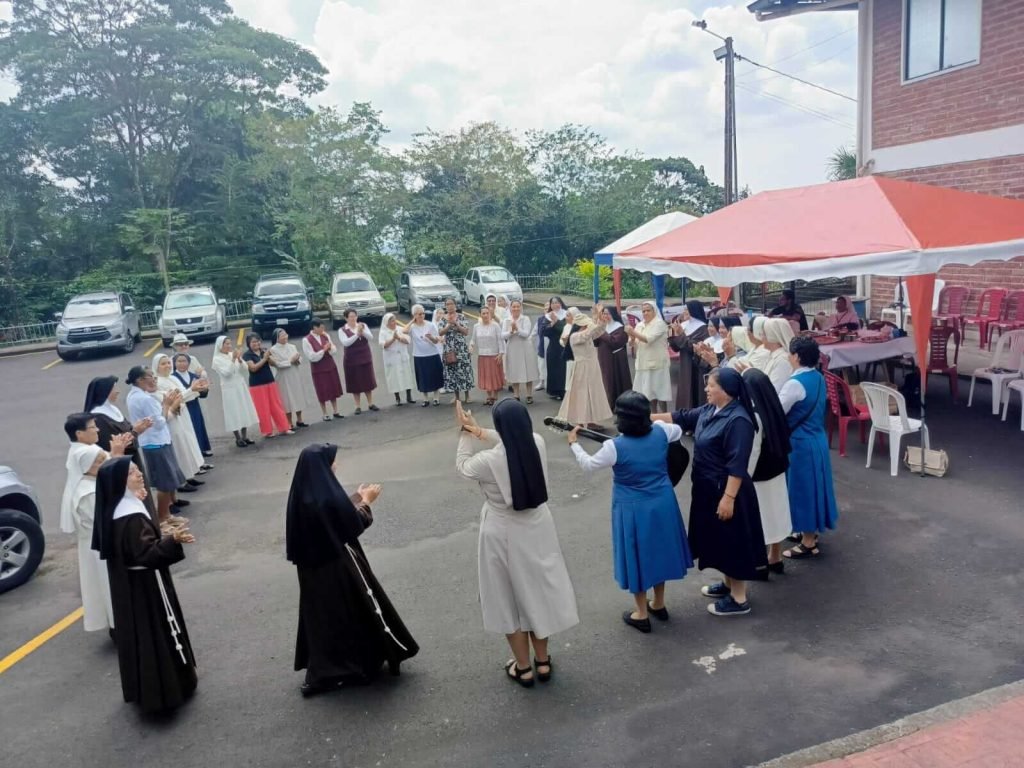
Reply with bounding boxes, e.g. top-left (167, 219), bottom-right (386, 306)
top-left (1, 325), bottom-right (1023, 767)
